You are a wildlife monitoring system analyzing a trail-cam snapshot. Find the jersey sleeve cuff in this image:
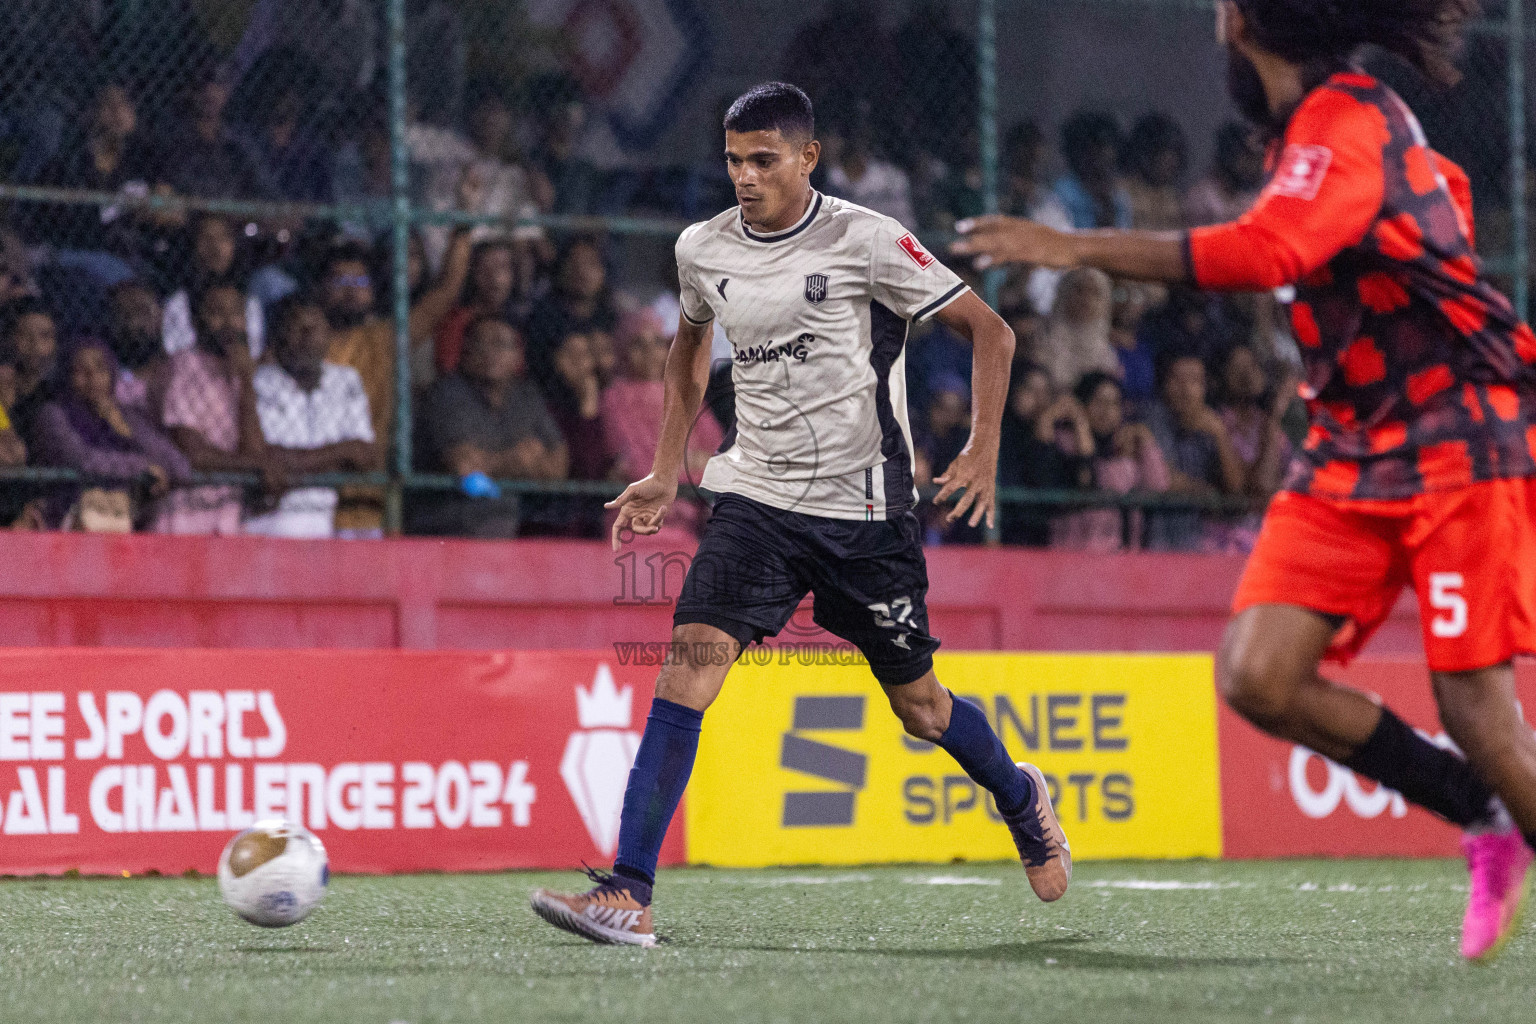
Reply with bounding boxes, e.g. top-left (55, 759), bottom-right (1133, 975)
top-left (1180, 231), bottom-right (1197, 286)
top-left (913, 282), bottom-right (970, 323)
top-left (681, 307), bottom-right (714, 326)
